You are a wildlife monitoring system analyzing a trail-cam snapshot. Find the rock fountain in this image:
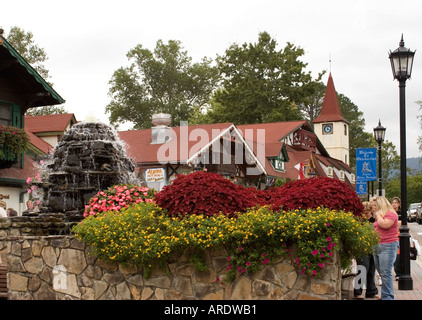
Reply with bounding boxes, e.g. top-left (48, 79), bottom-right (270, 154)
top-left (42, 121), bottom-right (139, 220)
